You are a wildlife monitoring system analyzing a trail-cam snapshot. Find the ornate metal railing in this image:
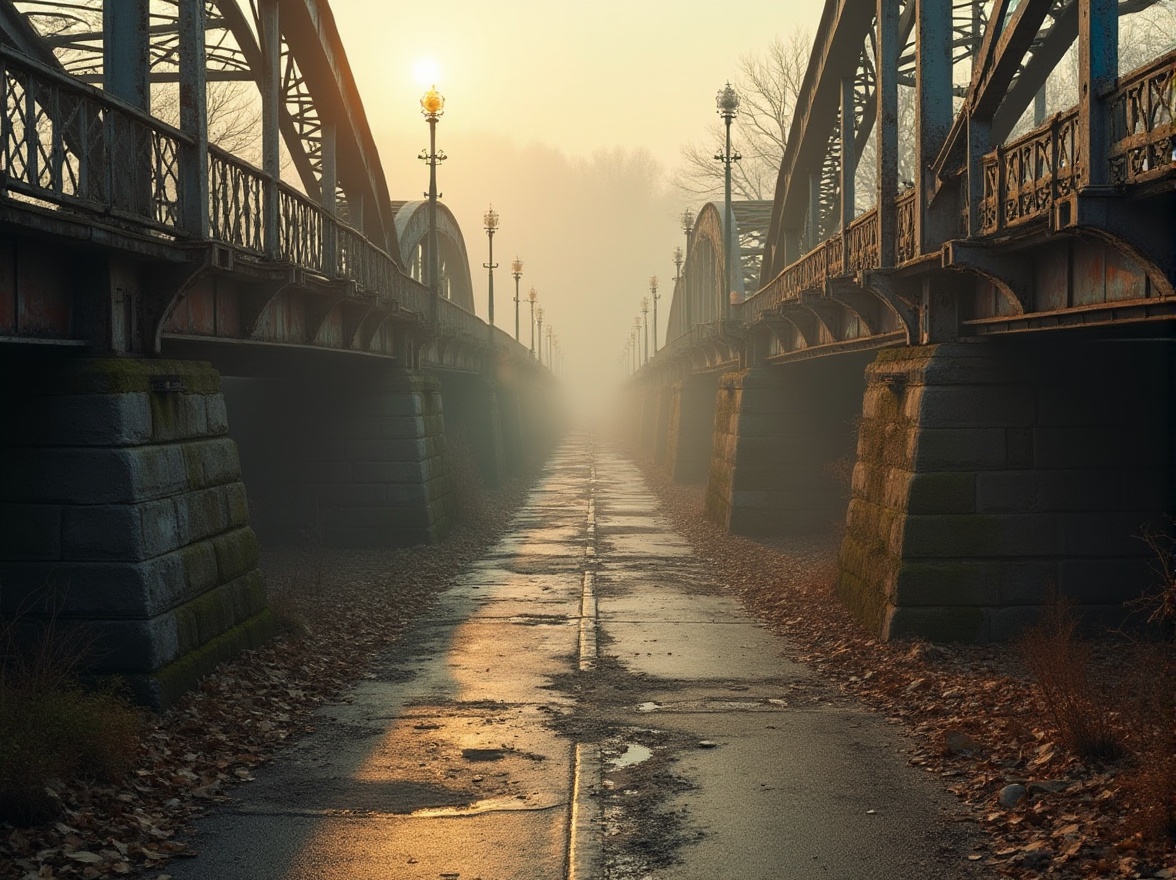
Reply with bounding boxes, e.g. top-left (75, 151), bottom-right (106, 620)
top-left (0, 46), bottom-right (524, 356)
top-left (1109, 49), bottom-right (1176, 186)
top-left (980, 109), bottom-right (1080, 235)
top-left (747, 241), bottom-right (831, 316)
top-left (895, 189), bottom-right (917, 264)
top-left (844, 208), bottom-right (880, 272)
top-left (0, 46), bottom-right (188, 234)
top-left (209, 148), bottom-right (264, 251)
top-left (665, 51), bottom-right (1175, 355)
